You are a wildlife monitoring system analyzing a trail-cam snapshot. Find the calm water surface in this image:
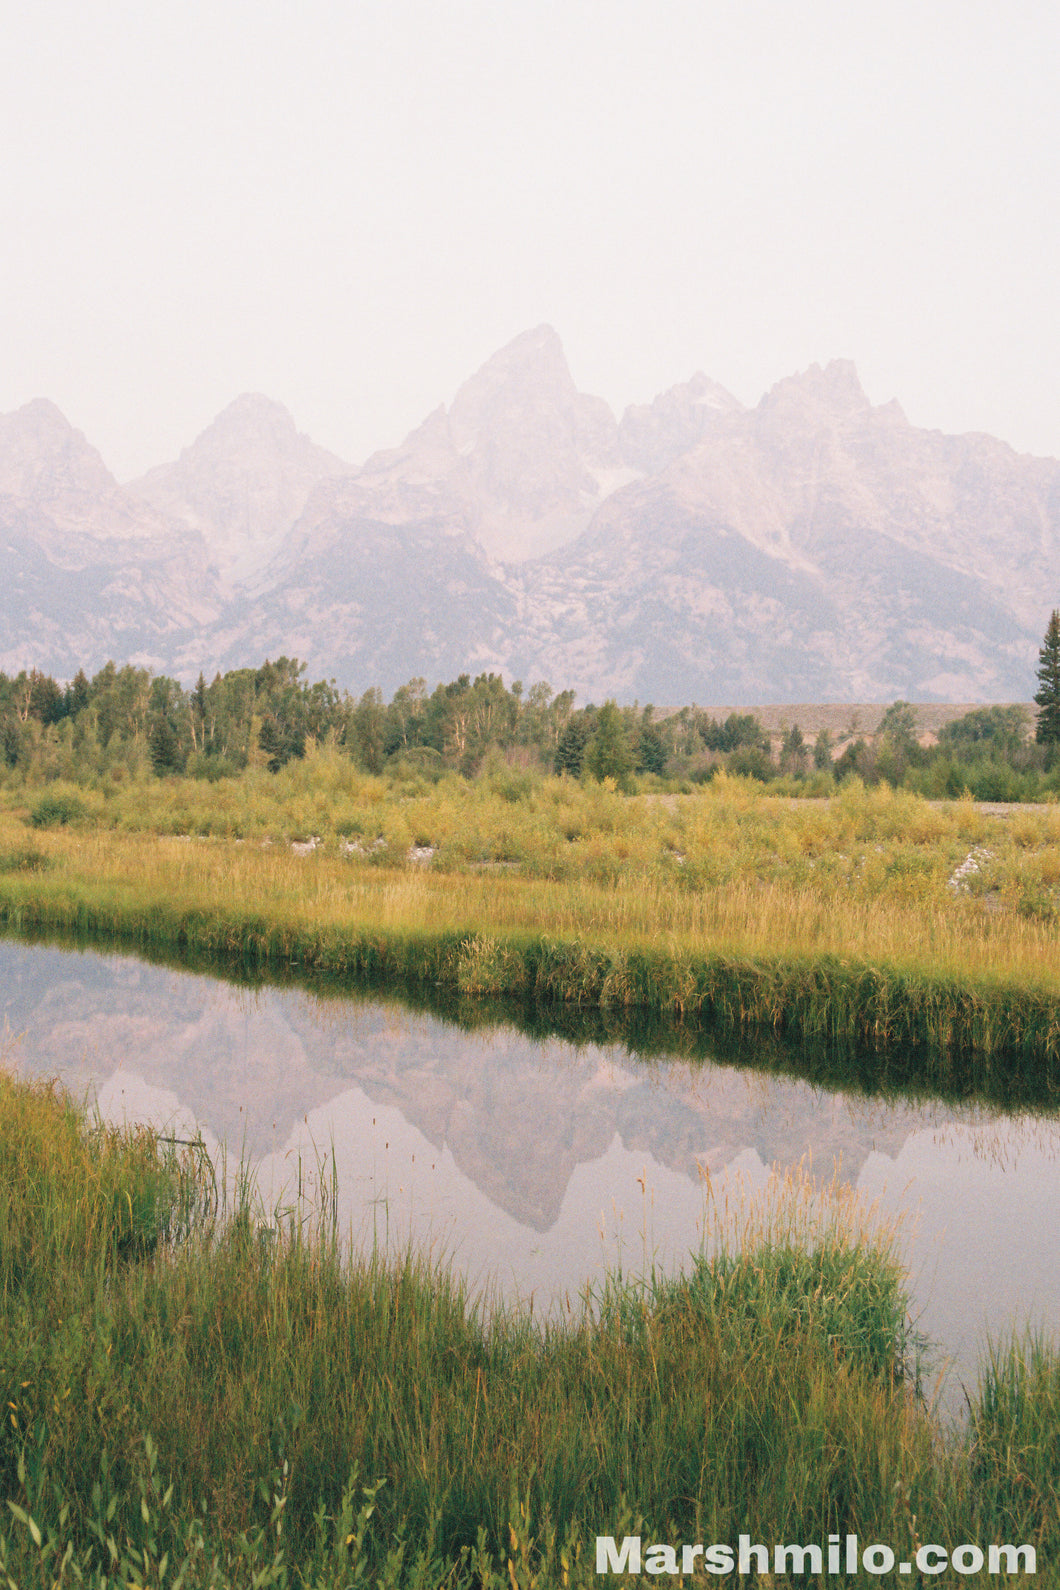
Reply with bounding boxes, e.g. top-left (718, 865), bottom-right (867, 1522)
top-left (3, 937), bottom-right (1059, 1409)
